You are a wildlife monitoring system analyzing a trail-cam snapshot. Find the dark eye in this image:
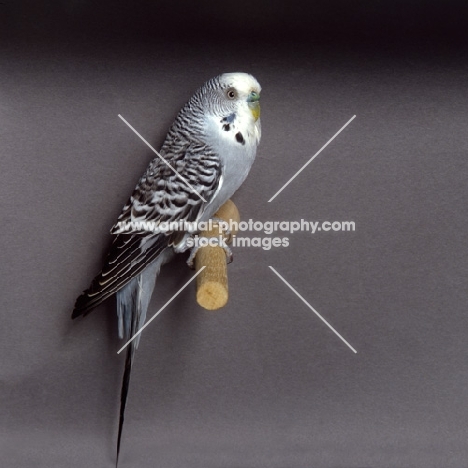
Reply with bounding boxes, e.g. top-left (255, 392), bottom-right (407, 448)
top-left (226, 88), bottom-right (237, 100)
